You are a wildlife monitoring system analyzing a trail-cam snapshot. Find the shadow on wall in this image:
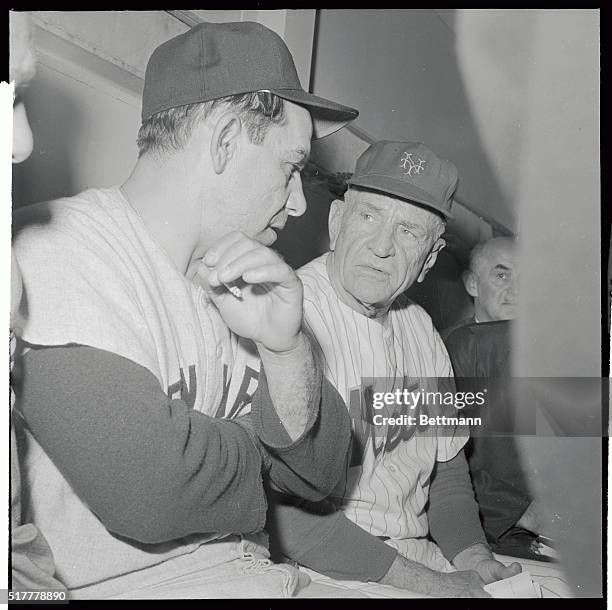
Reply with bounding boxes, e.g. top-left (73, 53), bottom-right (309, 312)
top-left (12, 69), bottom-right (82, 209)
